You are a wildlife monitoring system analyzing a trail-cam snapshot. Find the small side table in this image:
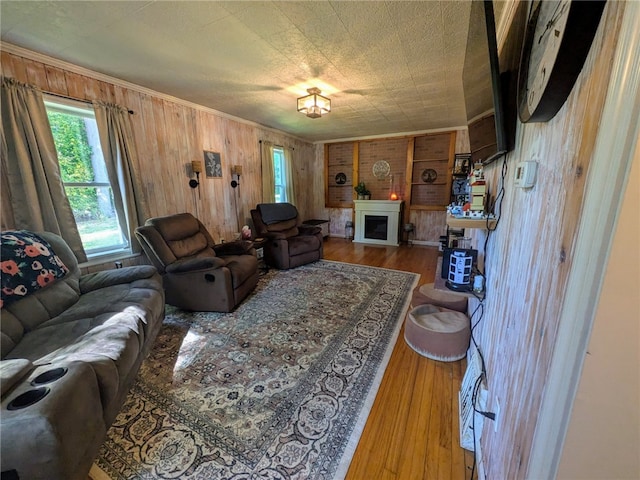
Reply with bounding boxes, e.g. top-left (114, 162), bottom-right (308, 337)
top-left (252, 237), bottom-right (268, 274)
top-left (302, 219), bottom-right (330, 238)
